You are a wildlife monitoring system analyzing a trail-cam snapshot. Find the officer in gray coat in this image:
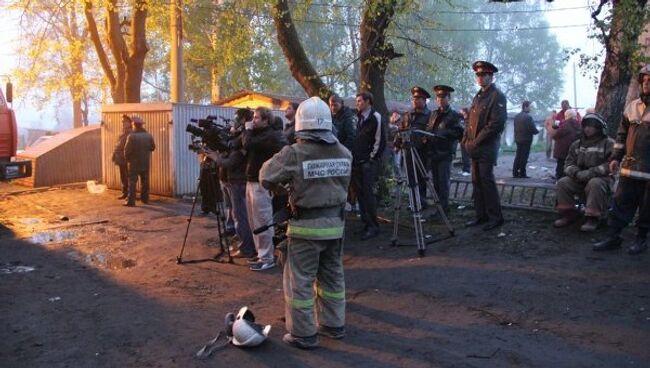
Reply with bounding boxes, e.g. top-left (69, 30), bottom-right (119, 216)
top-left (124, 116), bottom-right (156, 207)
